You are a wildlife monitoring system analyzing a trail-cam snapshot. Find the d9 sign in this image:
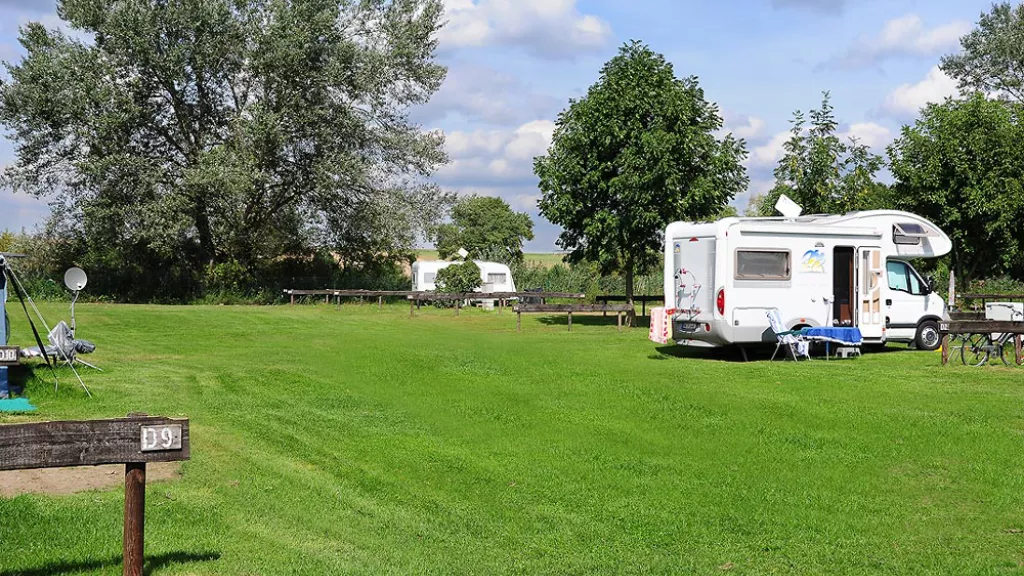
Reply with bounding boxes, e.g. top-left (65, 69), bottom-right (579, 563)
top-left (140, 424), bottom-right (182, 452)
